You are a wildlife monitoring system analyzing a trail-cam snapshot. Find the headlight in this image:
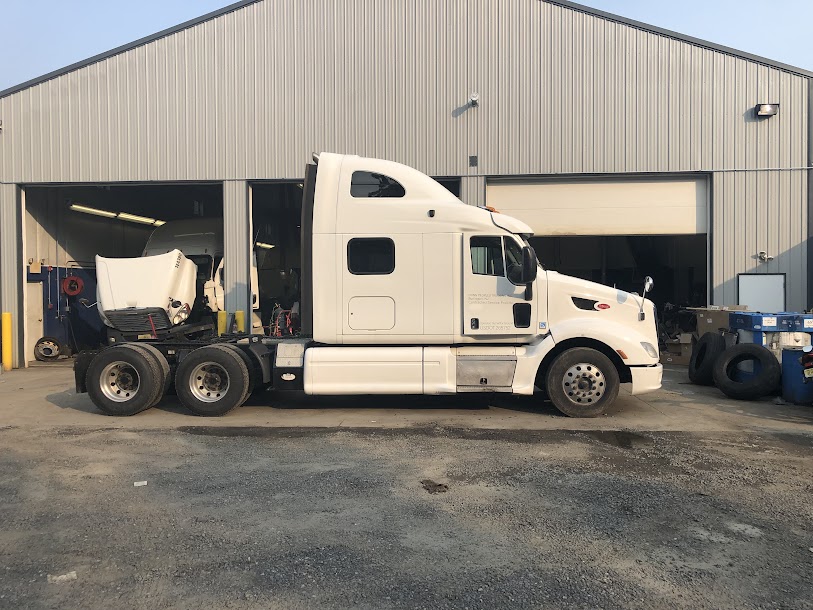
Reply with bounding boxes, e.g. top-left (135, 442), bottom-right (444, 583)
top-left (640, 342), bottom-right (658, 359)
top-left (172, 303), bottom-right (191, 325)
